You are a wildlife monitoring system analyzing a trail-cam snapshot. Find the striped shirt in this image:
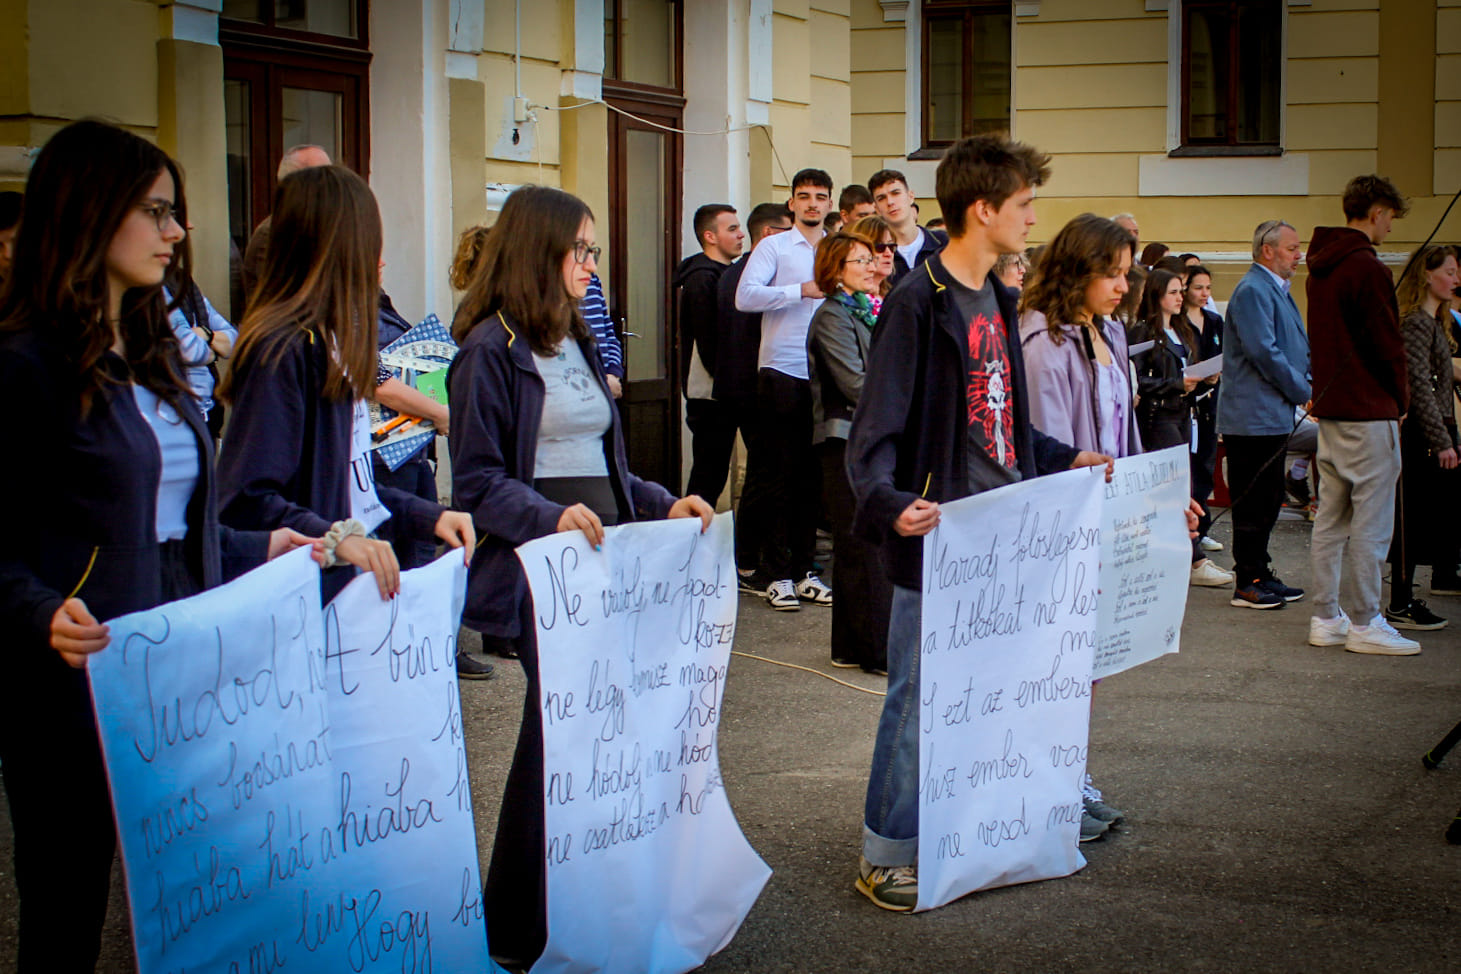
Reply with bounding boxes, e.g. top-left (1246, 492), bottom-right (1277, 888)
top-left (580, 274), bottom-right (623, 379)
